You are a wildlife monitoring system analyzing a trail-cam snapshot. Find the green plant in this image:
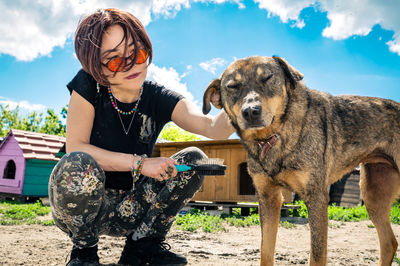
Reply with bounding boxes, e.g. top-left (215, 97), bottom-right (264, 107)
top-left (0, 104), bottom-right (67, 137)
top-left (293, 201), bottom-right (308, 218)
top-left (390, 203), bottom-right (400, 224)
top-left (0, 200), bottom-right (52, 225)
top-left (175, 209), bottom-right (261, 232)
top-left (159, 122), bottom-right (201, 142)
top-left (224, 214), bottom-right (260, 227)
top-left (394, 253), bottom-right (400, 265)
top-left (175, 209), bottom-right (225, 233)
top-left (327, 203), bottom-right (369, 222)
